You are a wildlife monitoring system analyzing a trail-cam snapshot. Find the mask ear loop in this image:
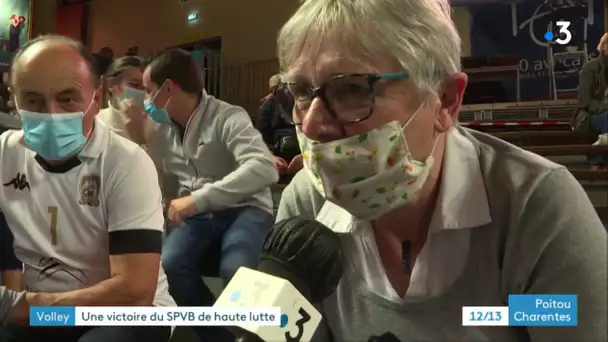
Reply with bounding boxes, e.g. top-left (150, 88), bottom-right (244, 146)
top-left (84, 91), bottom-right (97, 115)
top-left (425, 99), bottom-right (448, 166)
top-left (81, 91), bottom-right (98, 139)
top-left (400, 97), bottom-right (442, 165)
top-left (153, 80), bottom-right (173, 114)
top-left (163, 96), bottom-right (172, 111)
top-left (400, 98), bottom-right (428, 159)
top-left (12, 100), bottom-right (21, 120)
top-left (13, 98), bottom-right (20, 114)
top-left (426, 132), bottom-right (441, 164)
